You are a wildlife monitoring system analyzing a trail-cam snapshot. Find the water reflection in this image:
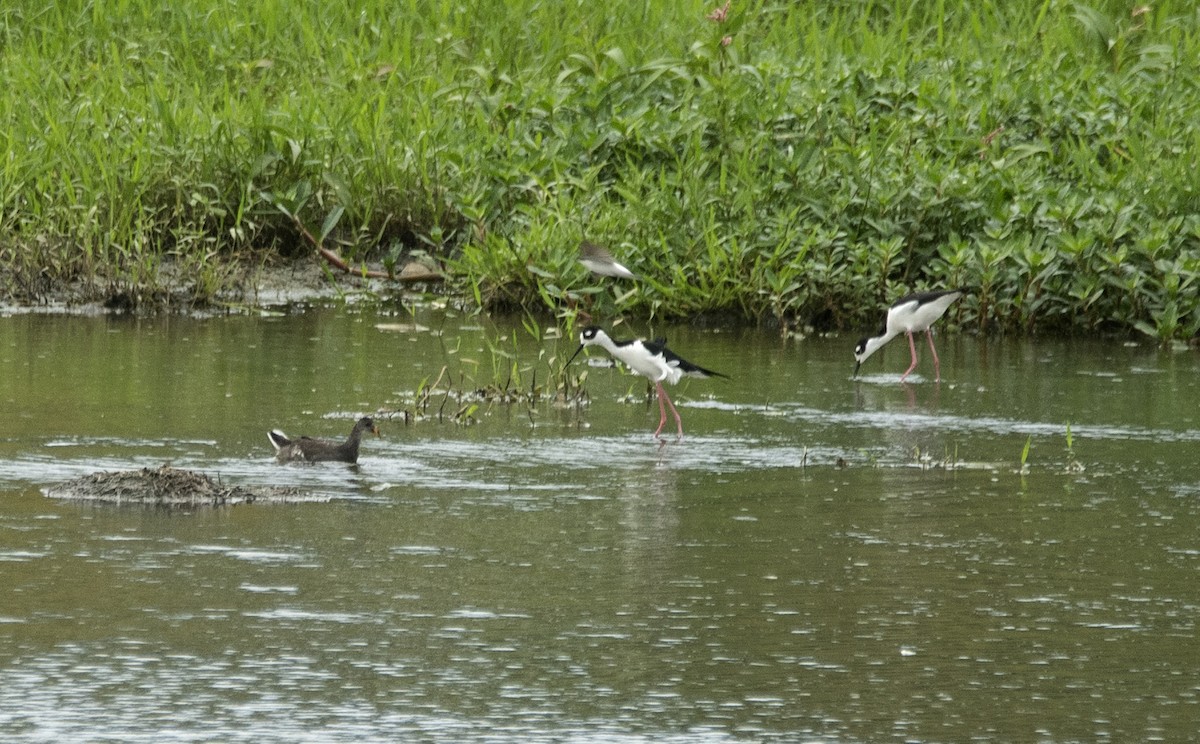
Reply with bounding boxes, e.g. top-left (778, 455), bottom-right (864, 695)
top-left (1, 308), bottom-right (1199, 741)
